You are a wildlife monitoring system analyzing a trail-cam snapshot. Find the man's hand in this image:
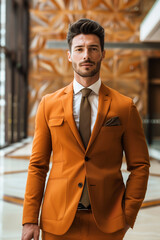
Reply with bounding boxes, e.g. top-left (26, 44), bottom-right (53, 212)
top-left (21, 223), bottom-right (40, 240)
